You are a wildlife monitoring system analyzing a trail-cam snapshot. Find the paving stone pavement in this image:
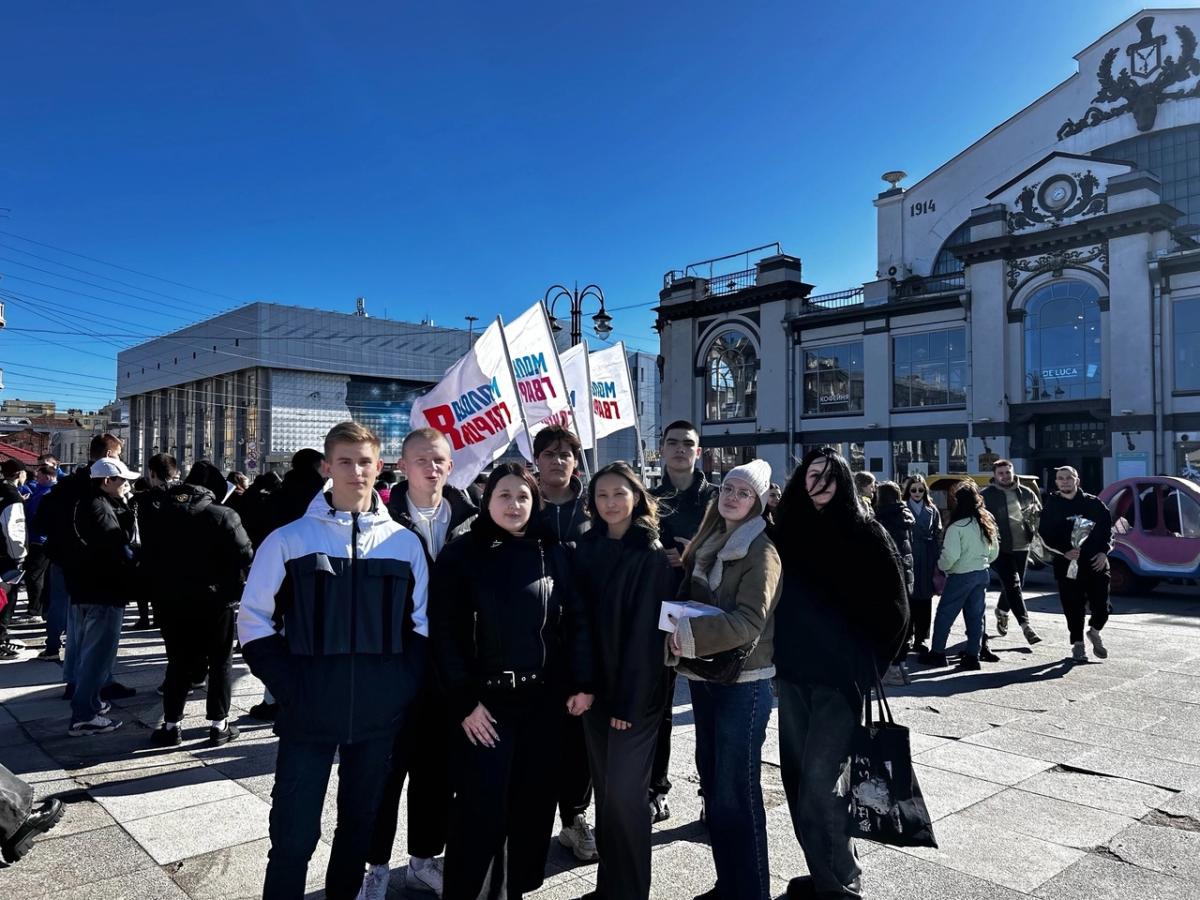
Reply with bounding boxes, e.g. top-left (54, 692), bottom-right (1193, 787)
top-left (3, 571), bottom-right (1200, 898)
